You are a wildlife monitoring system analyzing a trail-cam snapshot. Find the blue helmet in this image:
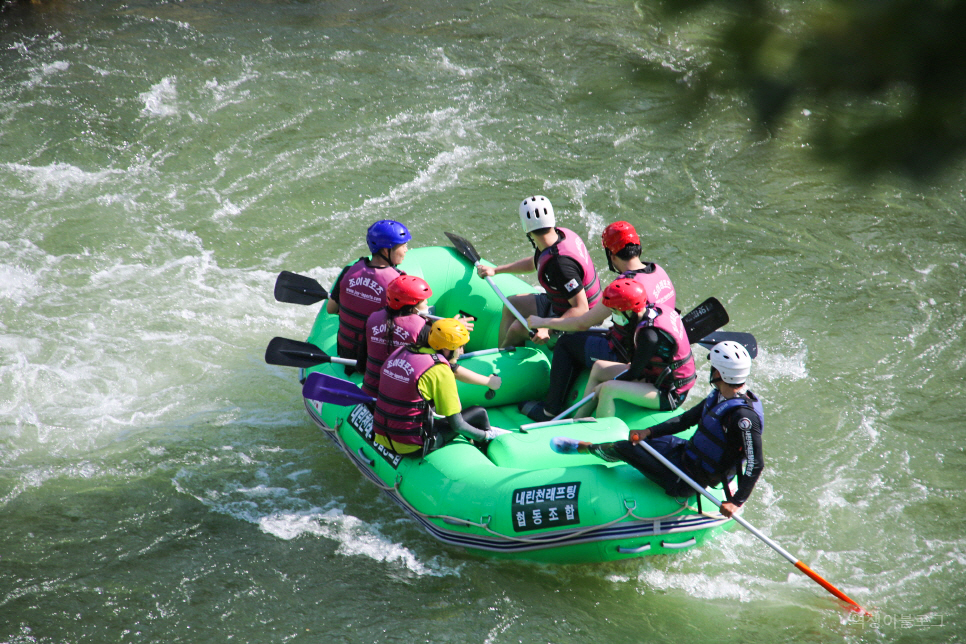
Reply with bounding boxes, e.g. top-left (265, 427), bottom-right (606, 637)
top-left (366, 220), bottom-right (412, 254)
